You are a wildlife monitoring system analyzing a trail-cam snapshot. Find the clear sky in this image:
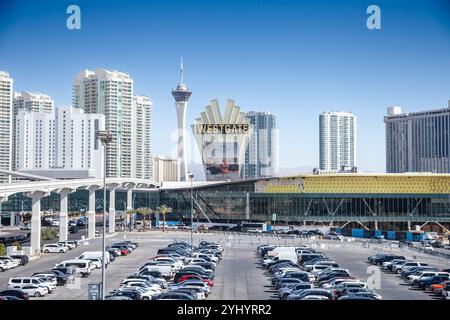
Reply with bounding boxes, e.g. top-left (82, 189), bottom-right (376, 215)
top-left (1, 0), bottom-right (449, 172)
